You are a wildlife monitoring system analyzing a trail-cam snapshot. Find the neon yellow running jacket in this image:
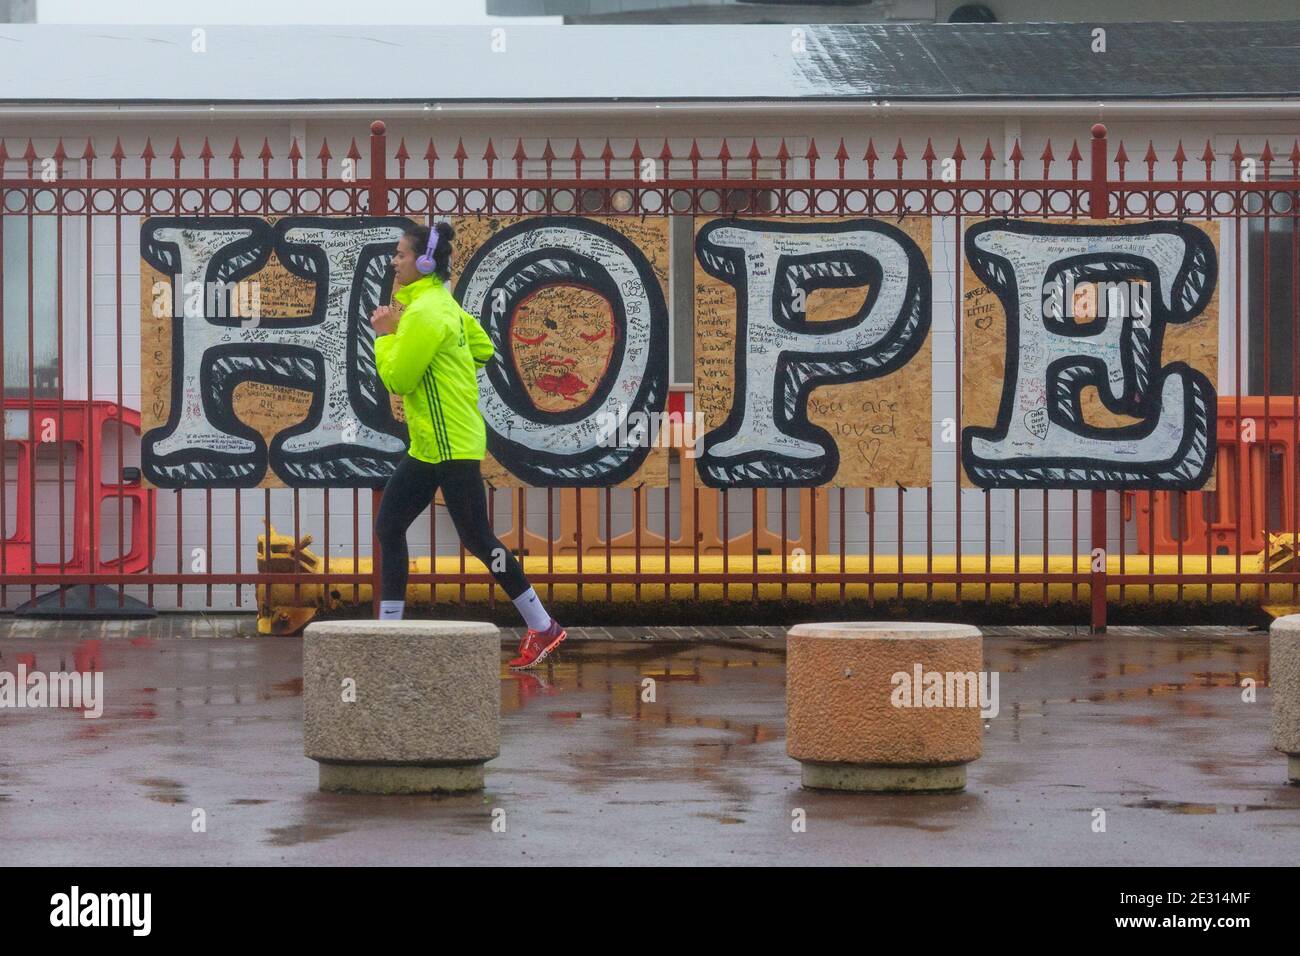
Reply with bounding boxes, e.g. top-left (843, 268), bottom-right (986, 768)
top-left (374, 273), bottom-right (495, 463)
